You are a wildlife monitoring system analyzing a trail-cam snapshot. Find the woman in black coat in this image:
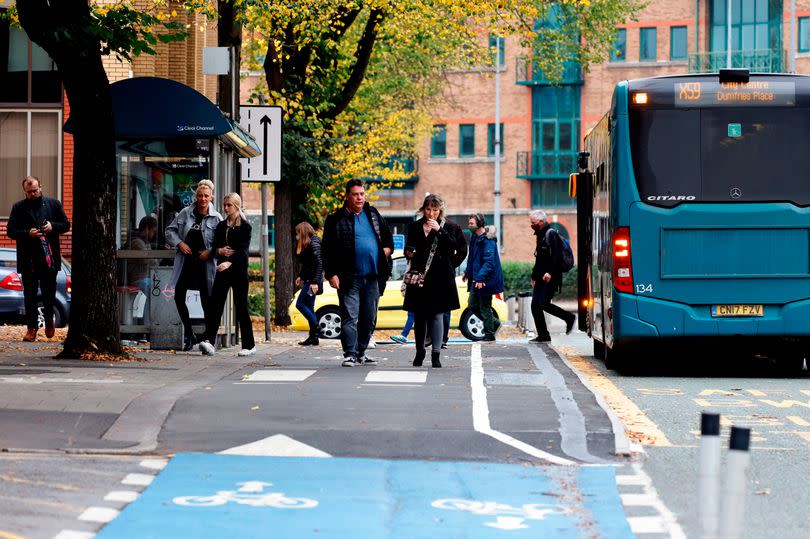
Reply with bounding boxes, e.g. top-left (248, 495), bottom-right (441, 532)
top-left (295, 221), bottom-right (324, 345)
top-left (403, 194), bottom-right (461, 368)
